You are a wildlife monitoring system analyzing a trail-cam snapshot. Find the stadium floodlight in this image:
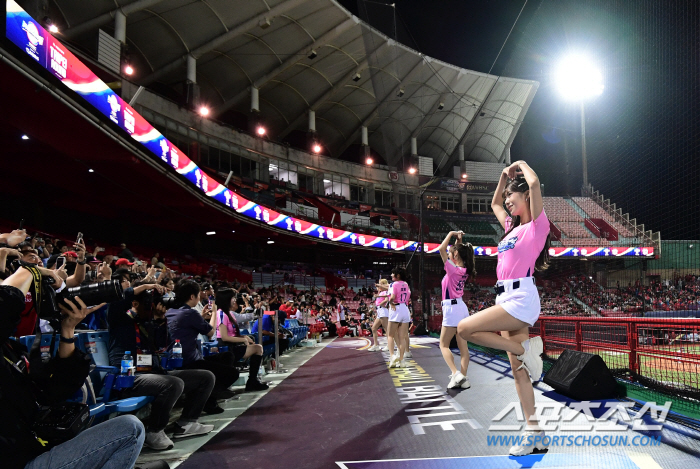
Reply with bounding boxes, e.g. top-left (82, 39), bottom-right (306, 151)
top-left (366, 157), bottom-right (373, 165)
top-left (408, 167), bottom-right (416, 174)
top-left (124, 64), bottom-right (134, 75)
top-left (267, 240), bottom-right (275, 244)
top-left (462, 173), bottom-right (468, 179)
top-left (21, 134), bottom-right (29, 140)
top-left (554, 55), bottom-right (604, 101)
top-left (206, 231), bottom-right (216, 235)
top-left (312, 143), bottom-right (322, 154)
top-left (88, 169), bottom-right (94, 173)
top-left (555, 54), bottom-right (604, 187)
top-left (199, 106), bottom-right (210, 117)
top-left (256, 125), bottom-right (266, 136)
top-left (48, 24), bottom-right (59, 33)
